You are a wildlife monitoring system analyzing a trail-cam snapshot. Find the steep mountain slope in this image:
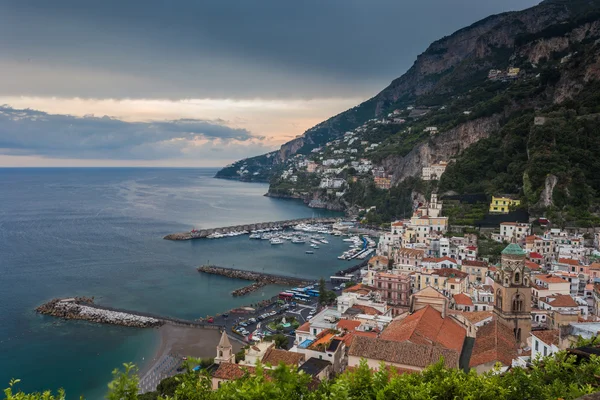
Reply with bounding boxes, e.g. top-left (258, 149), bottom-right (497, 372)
top-left (216, 0), bottom-right (598, 182)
